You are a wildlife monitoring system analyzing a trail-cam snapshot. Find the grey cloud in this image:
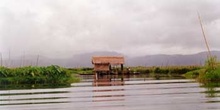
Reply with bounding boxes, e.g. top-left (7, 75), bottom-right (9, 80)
top-left (1, 0), bottom-right (220, 58)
